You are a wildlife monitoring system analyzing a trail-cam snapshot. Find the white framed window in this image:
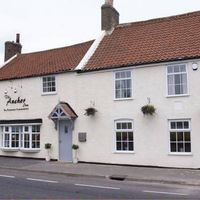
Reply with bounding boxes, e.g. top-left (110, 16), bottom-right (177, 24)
top-left (2, 125), bottom-right (41, 150)
top-left (42, 75), bottom-right (56, 93)
top-left (167, 64), bottom-right (188, 96)
top-left (169, 120), bottom-right (191, 153)
top-left (115, 71), bottom-right (132, 99)
top-left (2, 126), bottom-right (21, 149)
top-left (115, 120), bottom-right (134, 152)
